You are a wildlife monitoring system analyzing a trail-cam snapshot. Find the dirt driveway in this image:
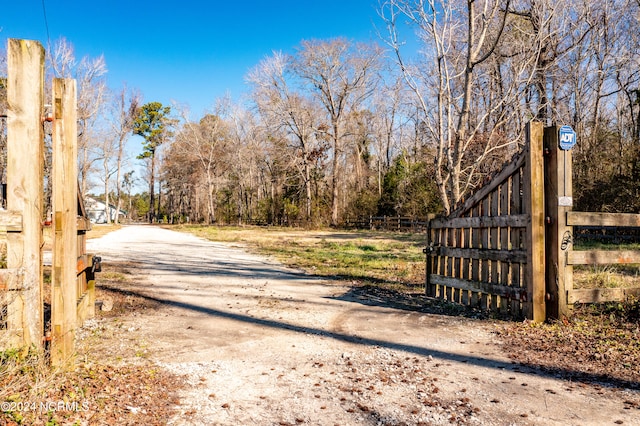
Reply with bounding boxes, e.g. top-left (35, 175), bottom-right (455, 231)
top-left (86, 225), bottom-right (639, 425)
